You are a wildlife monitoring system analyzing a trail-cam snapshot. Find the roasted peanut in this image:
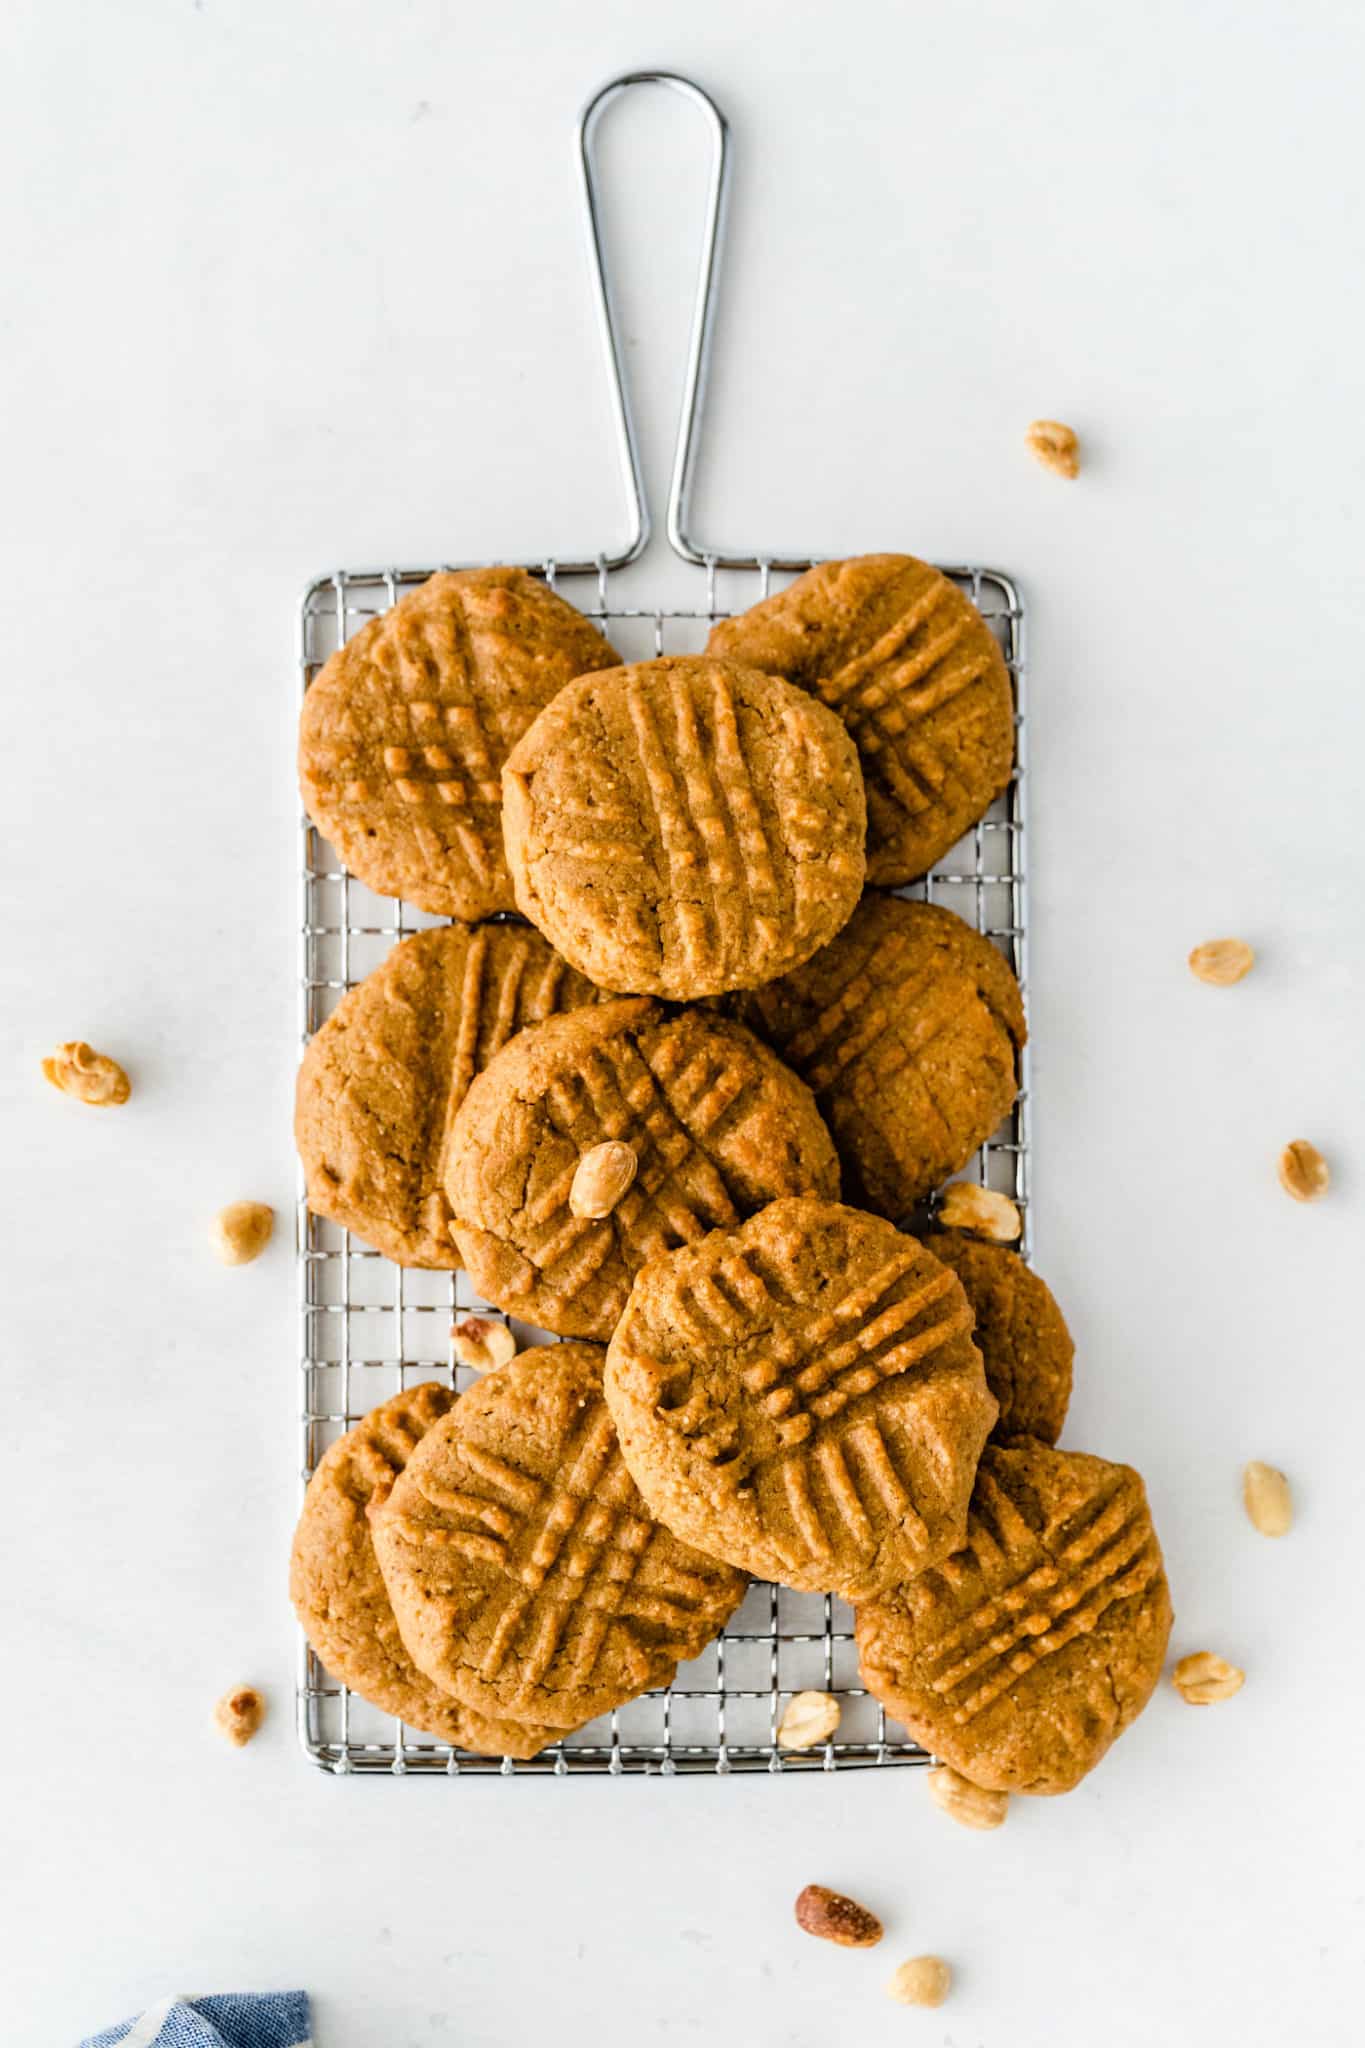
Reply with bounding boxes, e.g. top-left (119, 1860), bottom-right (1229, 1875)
top-left (569, 1140), bottom-right (638, 1220)
top-left (794, 1884), bottom-right (883, 1948)
top-left (1025, 419), bottom-right (1080, 478)
top-left (886, 1956), bottom-right (952, 2008)
top-left (210, 1201), bottom-right (275, 1266)
top-left (937, 1183), bottom-right (1022, 1242)
top-left (1242, 1461), bottom-right (1293, 1537)
top-left (214, 1685), bottom-right (266, 1746)
top-left (776, 1691), bottom-right (842, 1751)
top-left (1188, 938), bottom-right (1255, 986)
top-left (42, 1040), bottom-right (130, 1106)
top-left (1278, 1141), bottom-right (1329, 1203)
top-left (1172, 1651), bottom-right (1244, 1704)
top-left (926, 1765), bottom-right (1009, 1830)
top-left (451, 1315), bottom-right (518, 1372)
